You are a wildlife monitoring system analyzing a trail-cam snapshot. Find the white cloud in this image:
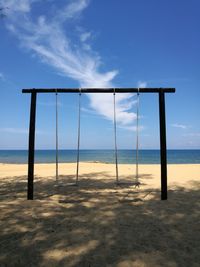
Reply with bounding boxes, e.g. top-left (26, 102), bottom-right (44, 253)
top-left (81, 107), bottom-right (101, 118)
top-left (82, 43), bottom-right (91, 51)
top-left (88, 93), bottom-right (137, 125)
top-left (55, 0), bottom-right (90, 22)
top-left (0, 127), bottom-right (45, 134)
top-left (0, 72), bottom-right (5, 80)
top-left (118, 125), bottom-right (144, 132)
top-left (171, 123), bottom-right (188, 129)
top-left (38, 101), bottom-right (62, 107)
top-left (0, 0), bottom-right (36, 14)
top-left (137, 81), bottom-right (147, 88)
top-left (80, 31), bottom-right (91, 42)
top-left (81, 107), bottom-right (97, 114)
top-left (0, 128), bottom-right (28, 134)
top-left (183, 133), bottom-right (200, 137)
top-left (3, 0), bottom-right (139, 129)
